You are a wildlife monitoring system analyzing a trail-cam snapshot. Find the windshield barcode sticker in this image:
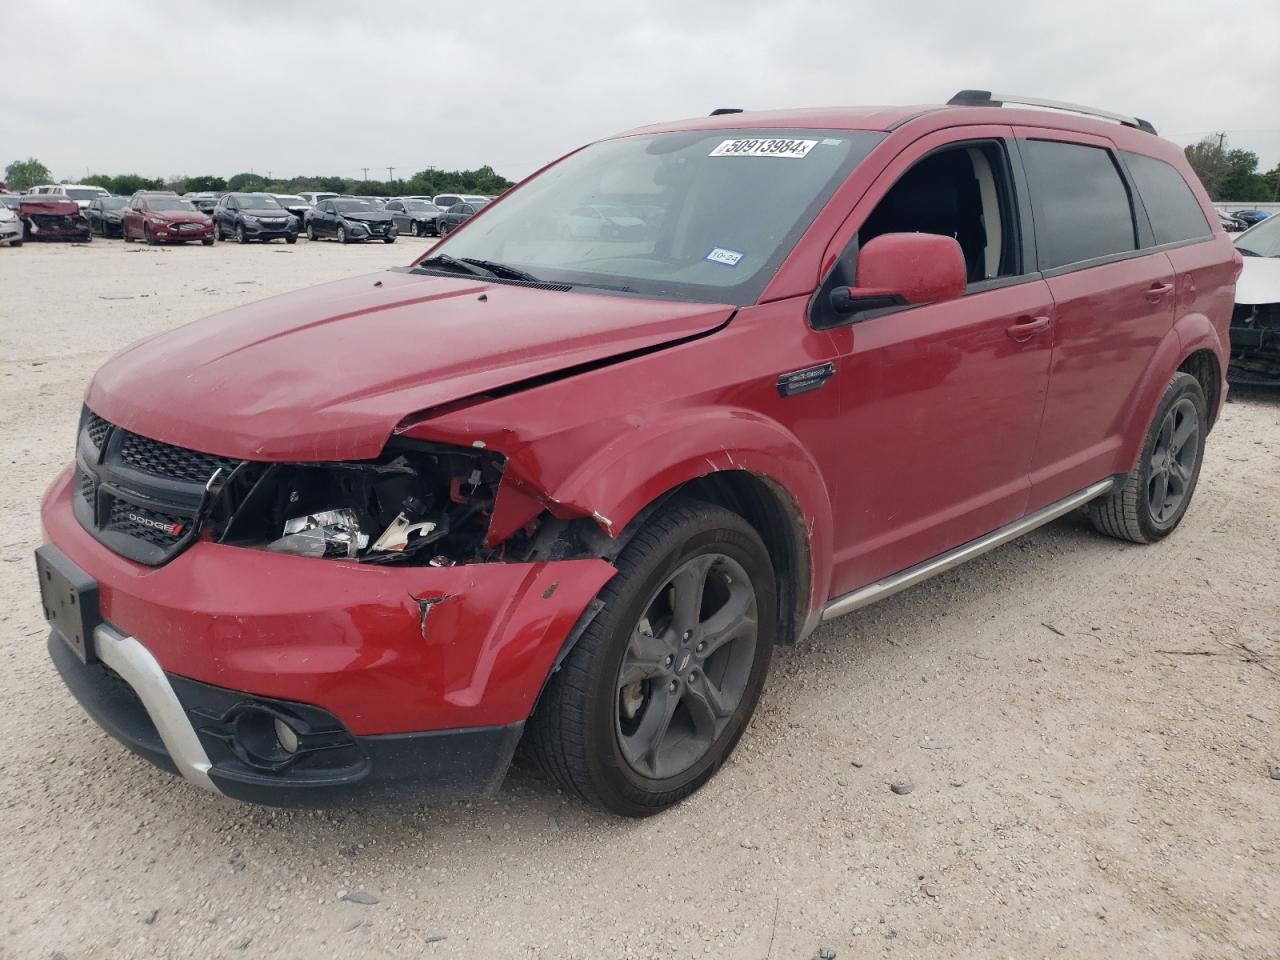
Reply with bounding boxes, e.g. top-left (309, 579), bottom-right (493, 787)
top-left (709, 138), bottom-right (818, 159)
